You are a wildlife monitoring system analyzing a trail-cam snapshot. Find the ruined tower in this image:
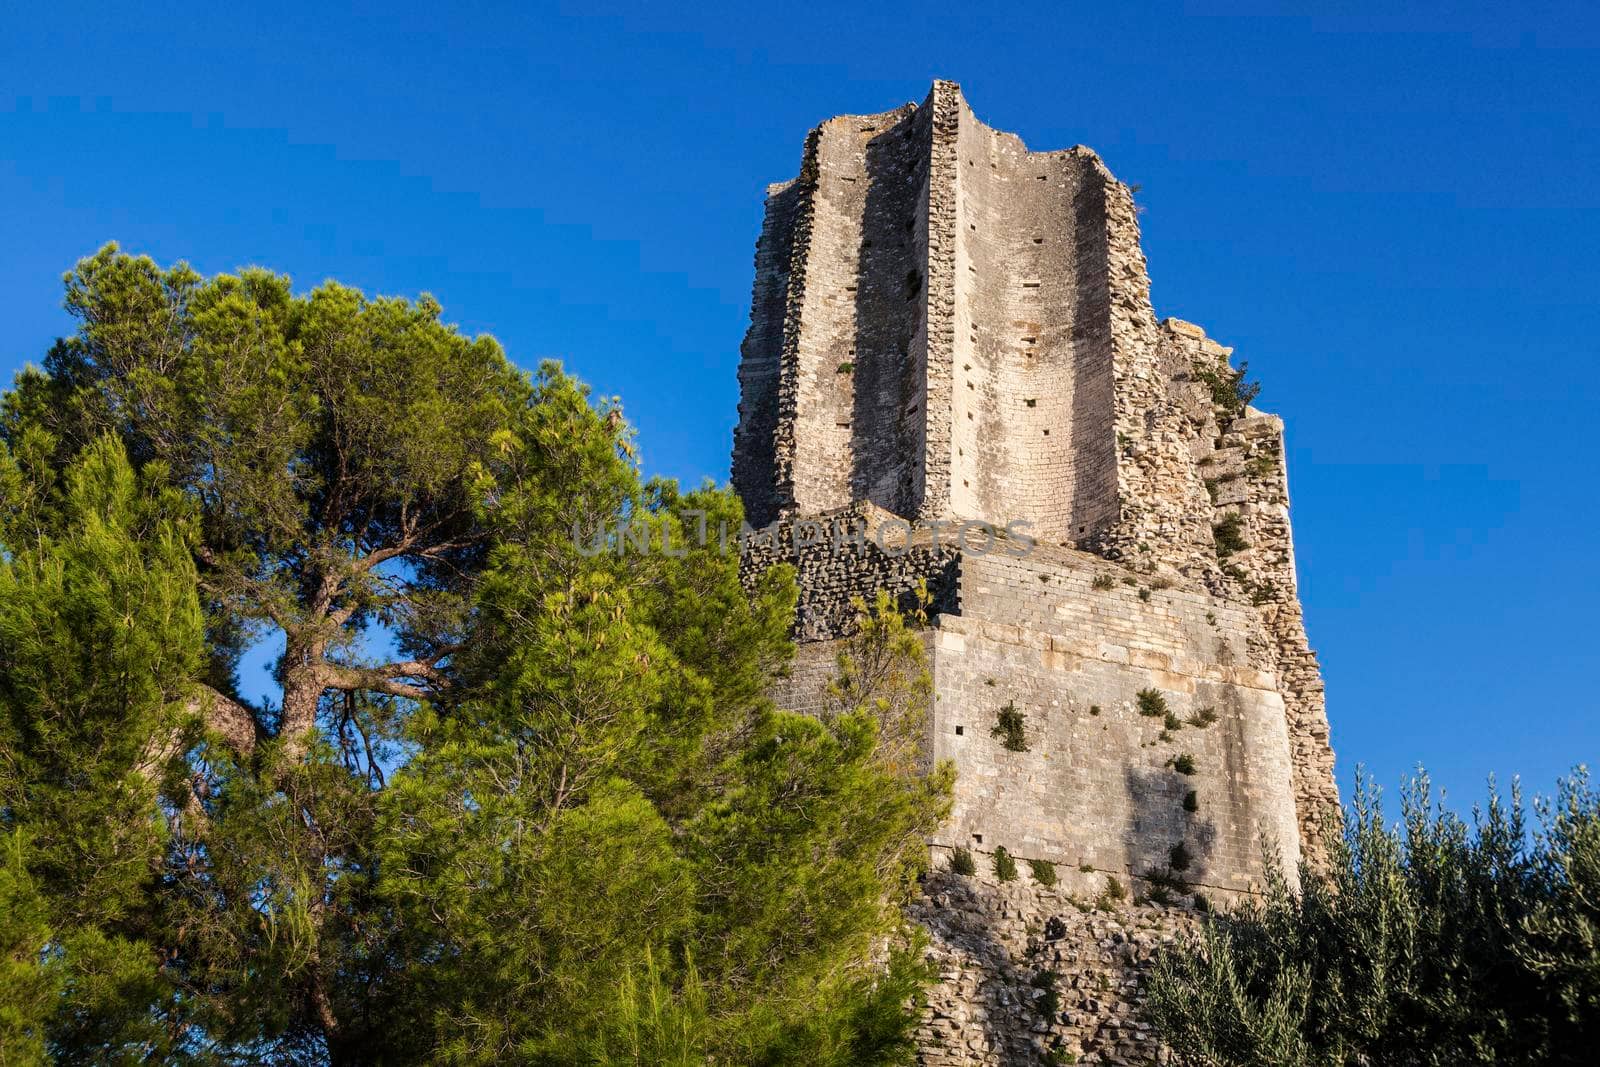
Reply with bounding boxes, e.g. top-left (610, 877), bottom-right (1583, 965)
top-left (734, 81), bottom-right (1338, 1061)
